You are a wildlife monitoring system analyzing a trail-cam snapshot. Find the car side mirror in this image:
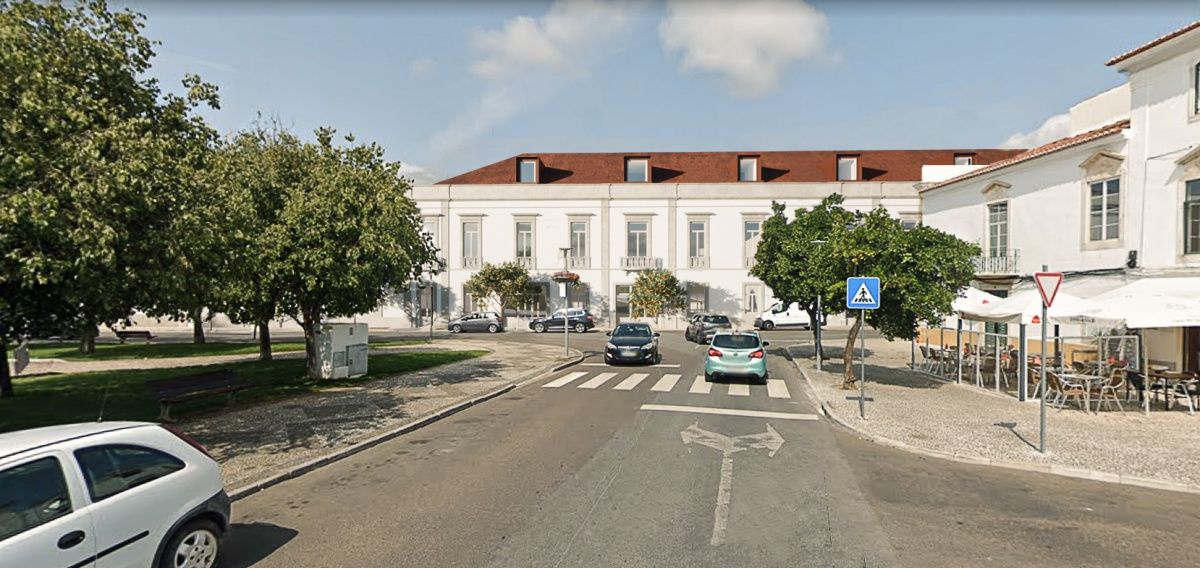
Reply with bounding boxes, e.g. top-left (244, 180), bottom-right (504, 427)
top-left (605, 331), bottom-right (611, 336)
top-left (762, 341), bottom-right (770, 347)
top-left (653, 332), bottom-right (660, 337)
